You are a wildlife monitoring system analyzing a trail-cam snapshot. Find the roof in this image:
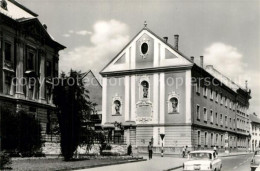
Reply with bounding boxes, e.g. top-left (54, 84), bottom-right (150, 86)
top-left (82, 70), bottom-right (102, 88)
top-left (250, 114), bottom-right (260, 124)
top-left (0, 0), bottom-right (37, 20)
top-left (0, 0), bottom-right (65, 50)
